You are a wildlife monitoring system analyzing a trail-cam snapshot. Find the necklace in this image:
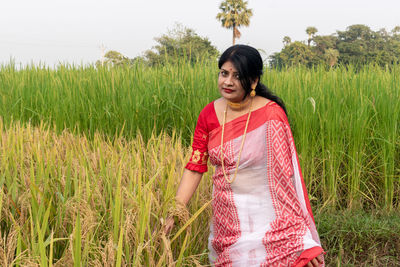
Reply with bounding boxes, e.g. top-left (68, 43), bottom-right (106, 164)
top-left (220, 97), bottom-right (254, 184)
top-left (227, 97), bottom-right (250, 110)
